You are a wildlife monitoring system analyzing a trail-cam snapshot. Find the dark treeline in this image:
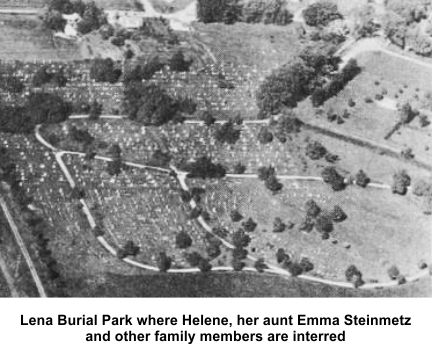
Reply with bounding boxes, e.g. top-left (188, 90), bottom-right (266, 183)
top-left (0, 92), bottom-right (72, 134)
